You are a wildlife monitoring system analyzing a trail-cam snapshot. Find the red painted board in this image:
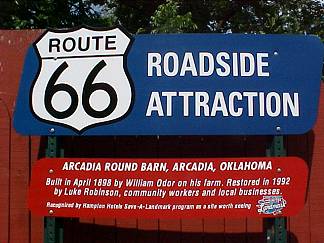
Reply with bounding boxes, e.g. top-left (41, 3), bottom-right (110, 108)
top-left (159, 219), bottom-right (181, 243)
top-left (29, 157), bottom-right (307, 219)
top-left (10, 132), bottom-right (30, 243)
top-left (309, 91), bottom-right (324, 243)
top-left (137, 136), bottom-right (160, 243)
top-left (245, 135), bottom-right (268, 242)
top-left (287, 134), bottom-right (311, 243)
top-left (30, 136), bottom-right (44, 243)
top-left (181, 219), bottom-right (204, 243)
top-left (114, 136), bottom-right (138, 243)
top-left (0, 98), bottom-right (10, 243)
top-left (158, 137), bottom-right (182, 243)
